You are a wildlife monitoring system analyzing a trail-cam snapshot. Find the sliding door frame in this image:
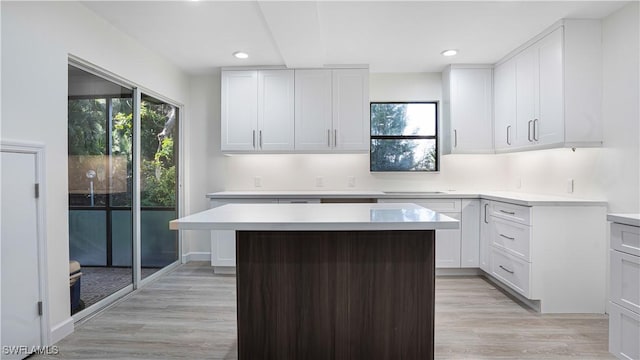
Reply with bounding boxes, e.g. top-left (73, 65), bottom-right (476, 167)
top-left (68, 55), bottom-right (185, 317)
